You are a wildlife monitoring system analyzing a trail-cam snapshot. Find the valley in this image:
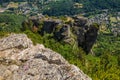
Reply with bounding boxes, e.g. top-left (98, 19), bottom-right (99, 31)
top-left (0, 0), bottom-right (120, 80)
